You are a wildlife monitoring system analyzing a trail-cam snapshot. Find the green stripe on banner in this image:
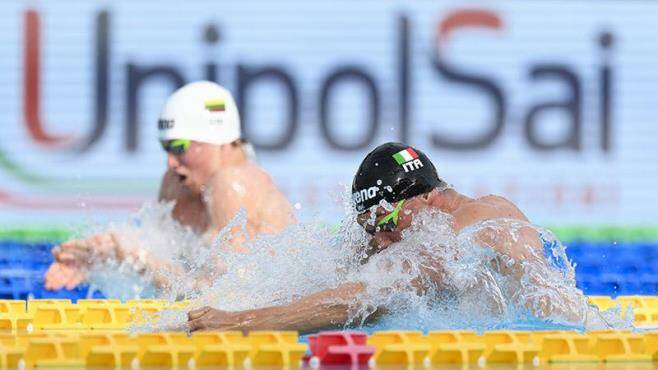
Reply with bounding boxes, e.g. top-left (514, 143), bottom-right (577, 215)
top-left (550, 226), bottom-right (658, 242)
top-left (1, 226), bottom-right (658, 243)
top-left (0, 228), bottom-right (73, 242)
